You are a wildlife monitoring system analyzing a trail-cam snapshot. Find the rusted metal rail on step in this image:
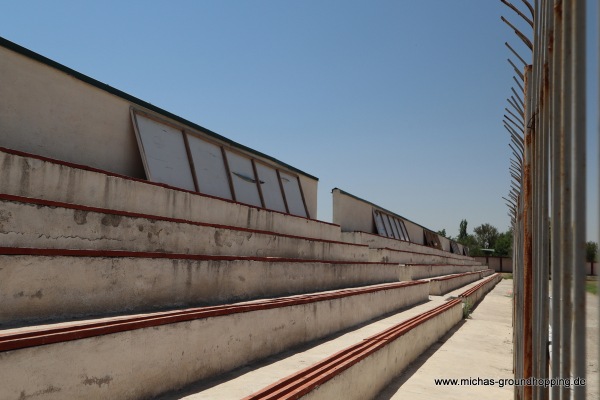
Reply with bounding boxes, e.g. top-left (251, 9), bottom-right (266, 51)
top-left (0, 280), bottom-right (427, 353)
top-left (242, 299), bottom-right (462, 400)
